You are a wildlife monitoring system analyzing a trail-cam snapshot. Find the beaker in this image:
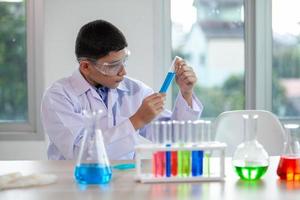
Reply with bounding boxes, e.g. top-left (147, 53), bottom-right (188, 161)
top-left (74, 110), bottom-right (112, 184)
top-left (277, 124), bottom-right (300, 181)
top-left (232, 114), bottom-right (269, 180)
